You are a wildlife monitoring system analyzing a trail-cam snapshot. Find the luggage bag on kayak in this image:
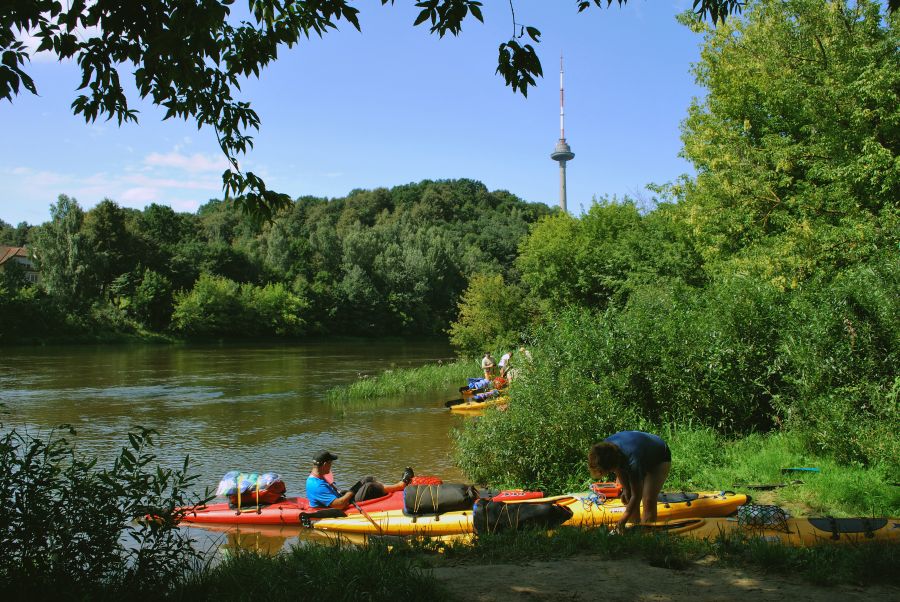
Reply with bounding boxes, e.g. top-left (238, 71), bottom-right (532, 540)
top-left (403, 483), bottom-right (479, 516)
top-left (473, 499), bottom-right (573, 534)
top-left (216, 471), bottom-right (286, 508)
